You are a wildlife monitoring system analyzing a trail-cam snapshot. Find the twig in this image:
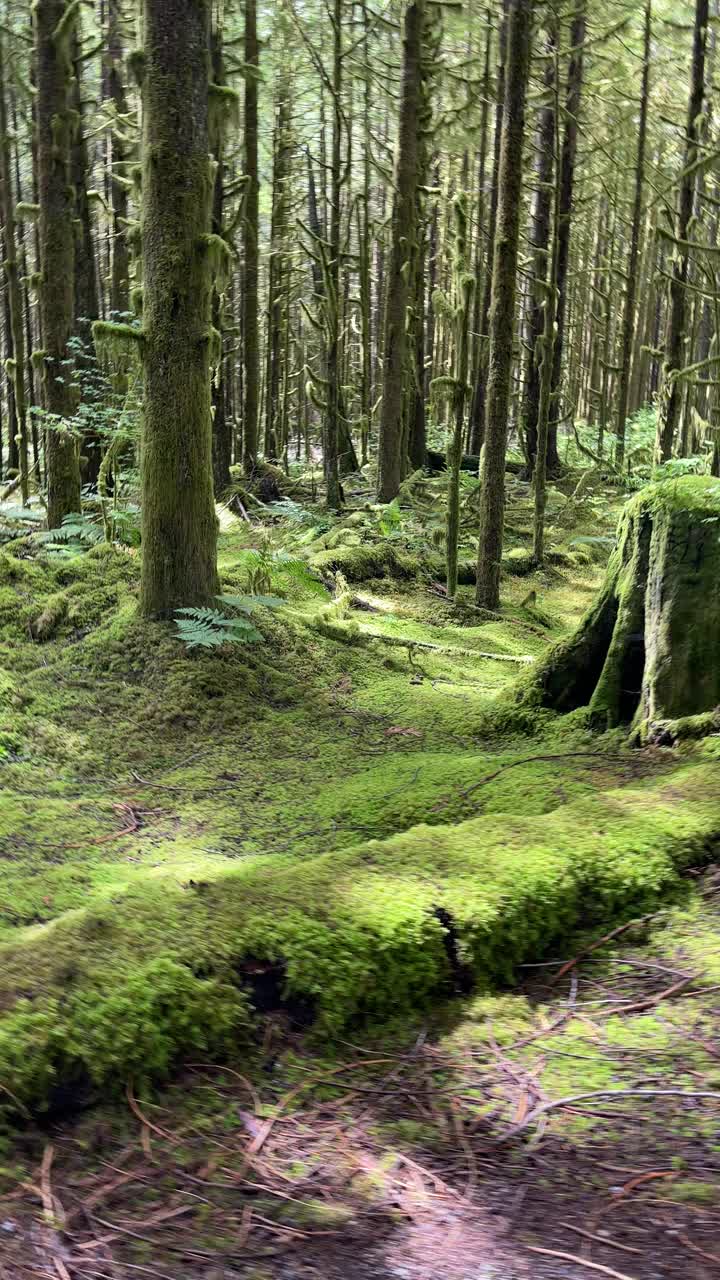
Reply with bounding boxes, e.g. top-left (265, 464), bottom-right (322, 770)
top-left (550, 912), bottom-right (662, 986)
top-left (677, 1232), bottom-right (720, 1265)
top-left (559, 1222), bottom-right (642, 1255)
top-left (600, 972), bottom-right (702, 1016)
top-left (461, 753), bottom-right (632, 802)
top-left (498, 1088), bottom-right (720, 1143)
top-left (527, 1245), bottom-right (638, 1280)
top-left (126, 1085), bottom-right (176, 1142)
